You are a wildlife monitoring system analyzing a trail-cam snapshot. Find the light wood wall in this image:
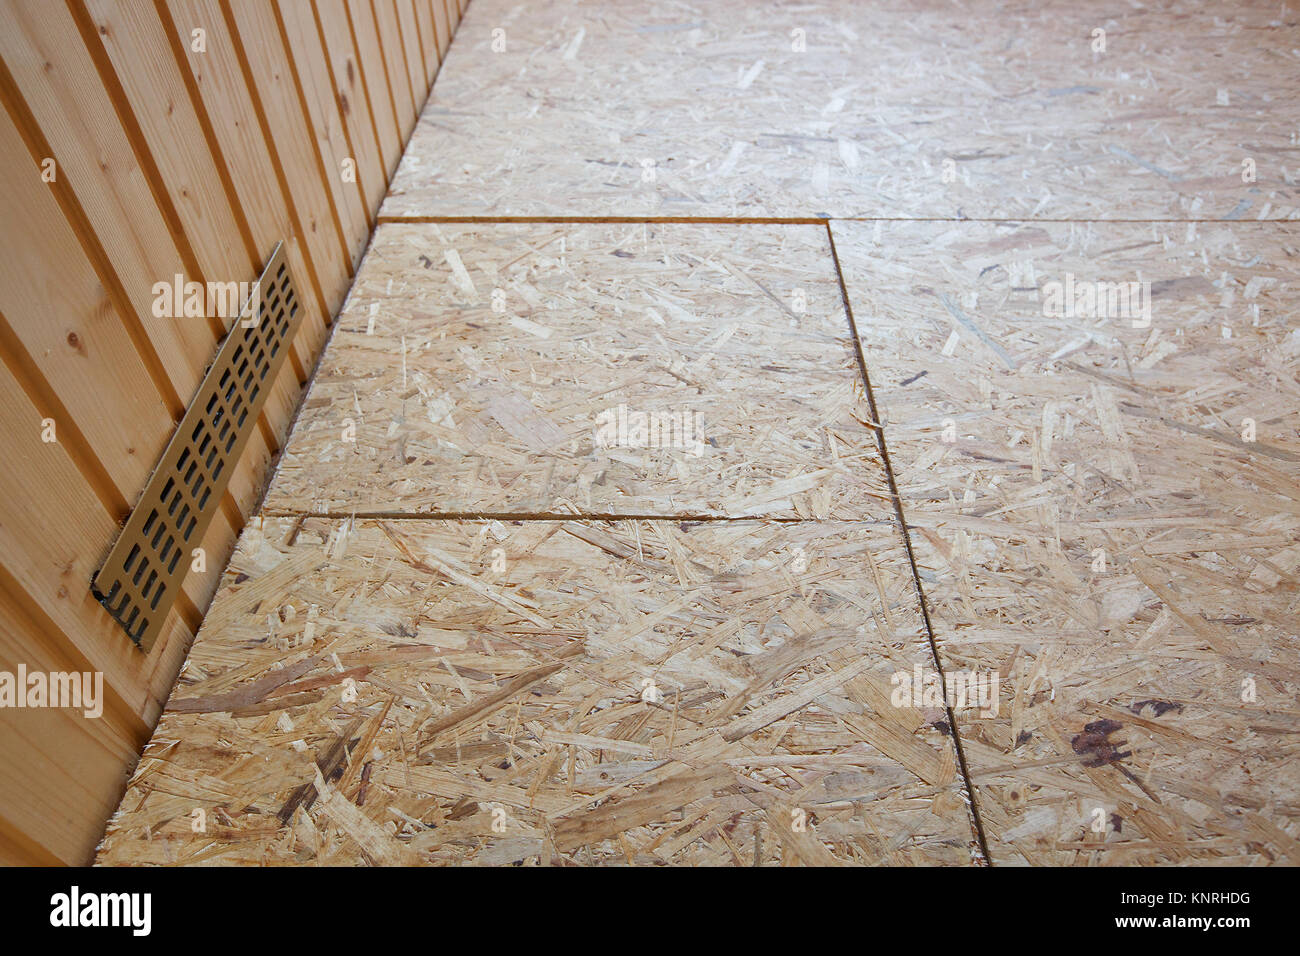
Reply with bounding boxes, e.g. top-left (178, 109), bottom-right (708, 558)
top-left (0, 0), bottom-right (466, 866)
